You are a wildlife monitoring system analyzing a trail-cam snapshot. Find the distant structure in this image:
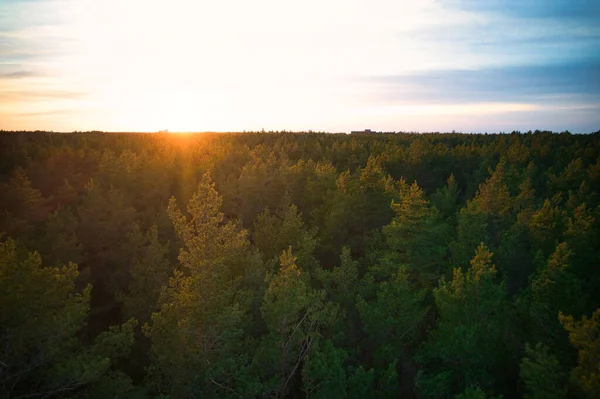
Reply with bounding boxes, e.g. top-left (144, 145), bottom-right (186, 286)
top-left (350, 129), bottom-right (376, 134)
top-left (158, 129), bottom-right (169, 133)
